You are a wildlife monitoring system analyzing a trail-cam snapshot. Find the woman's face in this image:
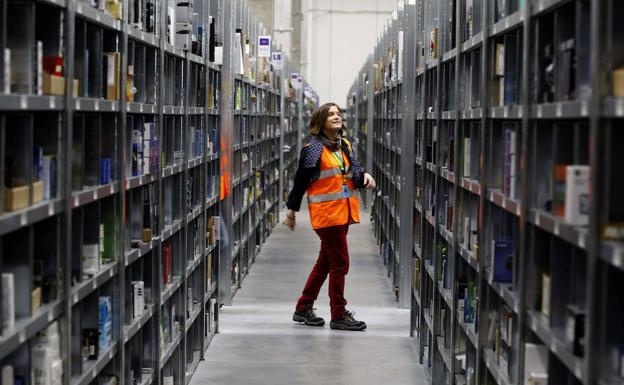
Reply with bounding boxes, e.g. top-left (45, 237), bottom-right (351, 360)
top-left (323, 105), bottom-right (343, 132)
